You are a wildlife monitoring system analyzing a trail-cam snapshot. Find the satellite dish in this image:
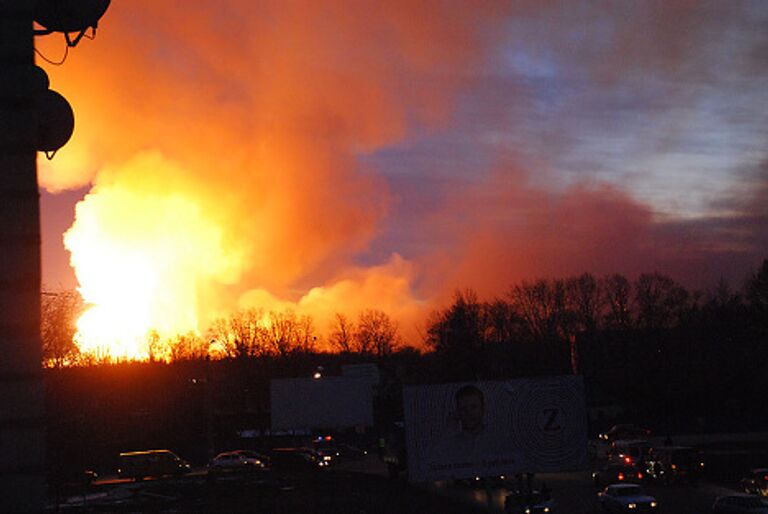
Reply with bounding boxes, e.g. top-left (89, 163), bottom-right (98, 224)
top-left (34, 0), bottom-right (110, 34)
top-left (36, 89), bottom-right (75, 153)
